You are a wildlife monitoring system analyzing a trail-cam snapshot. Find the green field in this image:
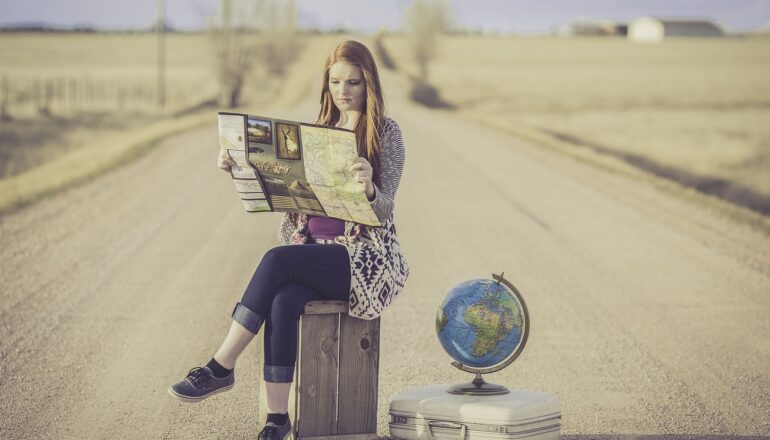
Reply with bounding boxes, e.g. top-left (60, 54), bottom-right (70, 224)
top-left (382, 35), bottom-right (770, 214)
